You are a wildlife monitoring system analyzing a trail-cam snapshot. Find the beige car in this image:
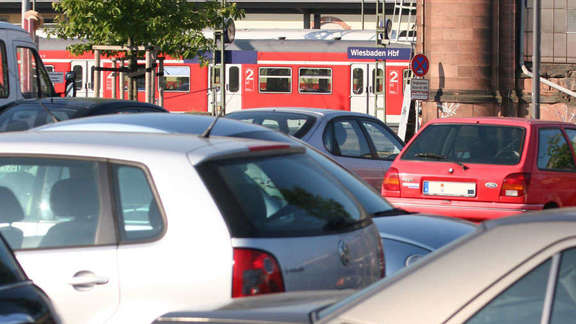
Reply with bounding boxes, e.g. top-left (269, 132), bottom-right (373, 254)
top-left (156, 208), bottom-right (576, 324)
